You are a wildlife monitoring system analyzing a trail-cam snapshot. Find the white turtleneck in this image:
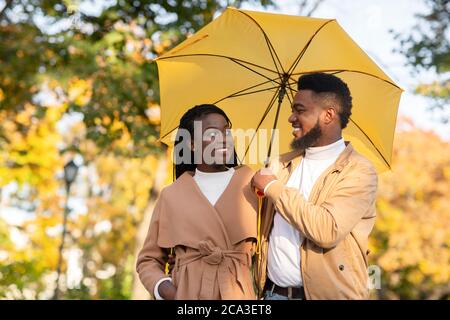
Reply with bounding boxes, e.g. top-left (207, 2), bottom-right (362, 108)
top-left (154, 166), bottom-right (235, 299)
top-left (193, 167), bottom-right (235, 206)
top-left (267, 138), bottom-right (346, 288)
